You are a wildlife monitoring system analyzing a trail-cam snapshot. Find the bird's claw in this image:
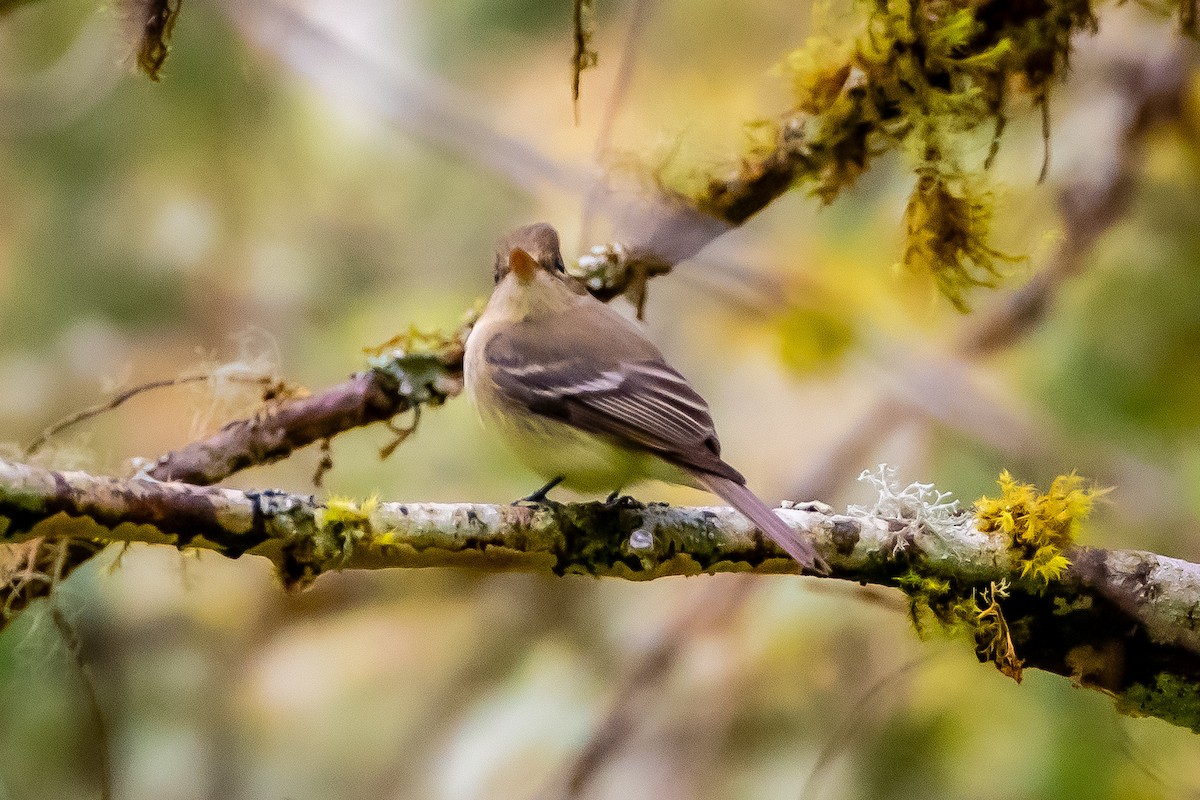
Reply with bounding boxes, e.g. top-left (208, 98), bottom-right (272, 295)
top-left (602, 492), bottom-right (644, 511)
top-left (512, 476), bottom-right (565, 507)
